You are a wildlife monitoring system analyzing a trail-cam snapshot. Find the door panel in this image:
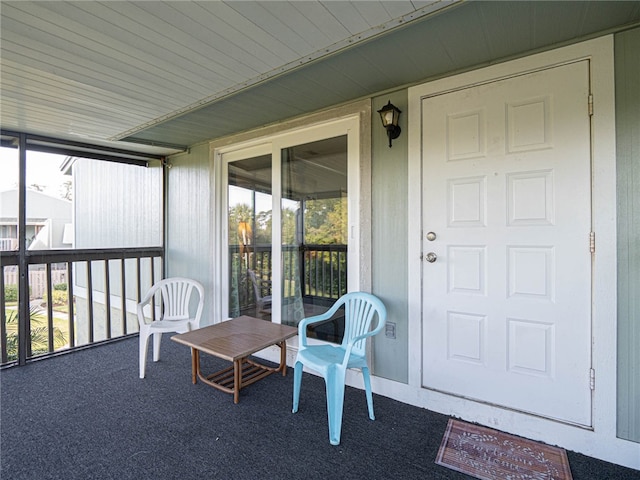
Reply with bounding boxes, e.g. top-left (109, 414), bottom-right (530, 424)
top-left (421, 61), bottom-right (592, 426)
